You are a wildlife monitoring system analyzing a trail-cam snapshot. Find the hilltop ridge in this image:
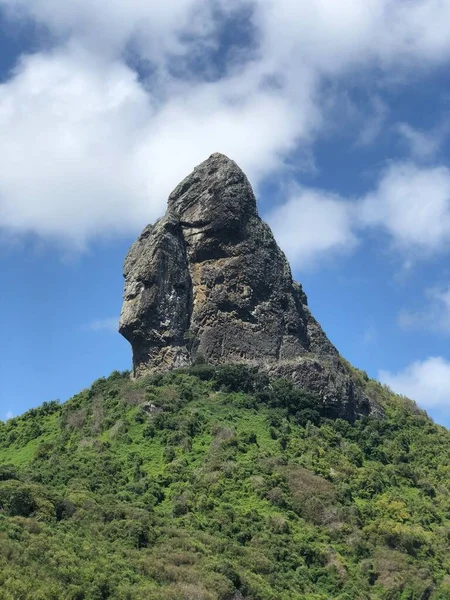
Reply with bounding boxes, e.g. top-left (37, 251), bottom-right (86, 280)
top-left (1, 365), bottom-right (449, 599)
